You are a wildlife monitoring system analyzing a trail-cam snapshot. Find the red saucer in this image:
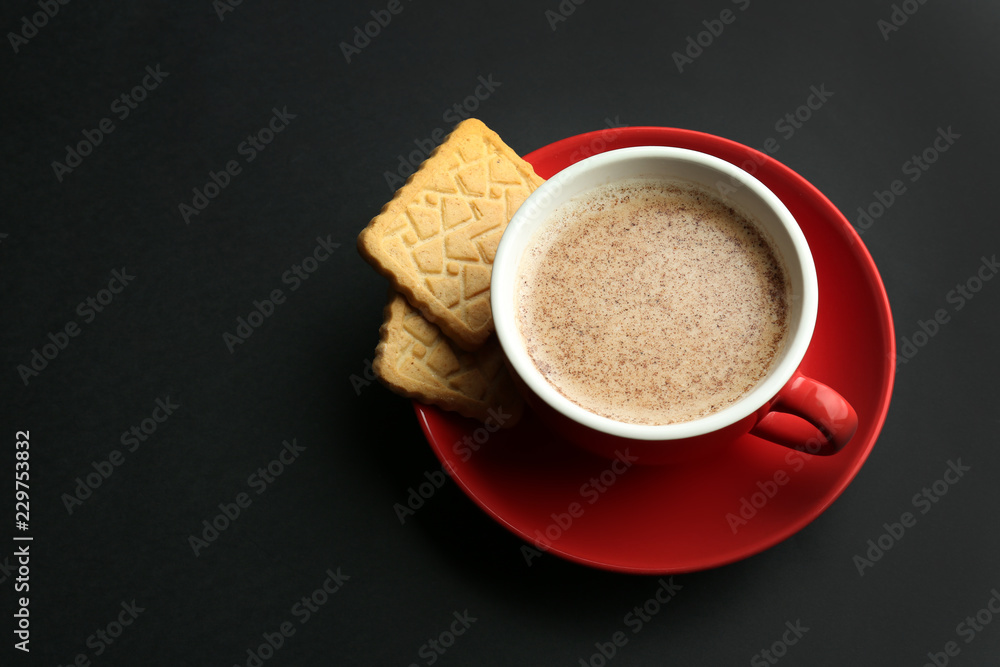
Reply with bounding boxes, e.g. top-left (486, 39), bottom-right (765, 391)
top-left (414, 127), bottom-right (895, 574)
